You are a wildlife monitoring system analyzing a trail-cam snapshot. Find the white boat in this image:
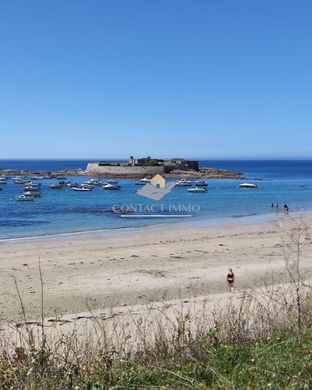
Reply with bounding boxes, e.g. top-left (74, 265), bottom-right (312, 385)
top-left (66, 182), bottom-right (79, 187)
top-left (0, 179), bottom-right (7, 184)
top-left (175, 179), bottom-right (192, 187)
top-left (134, 178), bottom-right (151, 185)
top-left (23, 191), bottom-right (41, 197)
top-left (73, 187), bottom-right (92, 192)
top-left (194, 180), bottom-right (208, 187)
top-left (107, 179), bottom-right (118, 184)
top-left (16, 194), bottom-right (34, 201)
top-left (239, 183), bottom-right (257, 188)
top-left (14, 178), bottom-right (28, 184)
top-left (29, 176), bottom-right (43, 180)
top-left (102, 183), bottom-right (121, 190)
top-left (187, 187), bottom-right (208, 193)
top-left (23, 186), bottom-right (41, 192)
